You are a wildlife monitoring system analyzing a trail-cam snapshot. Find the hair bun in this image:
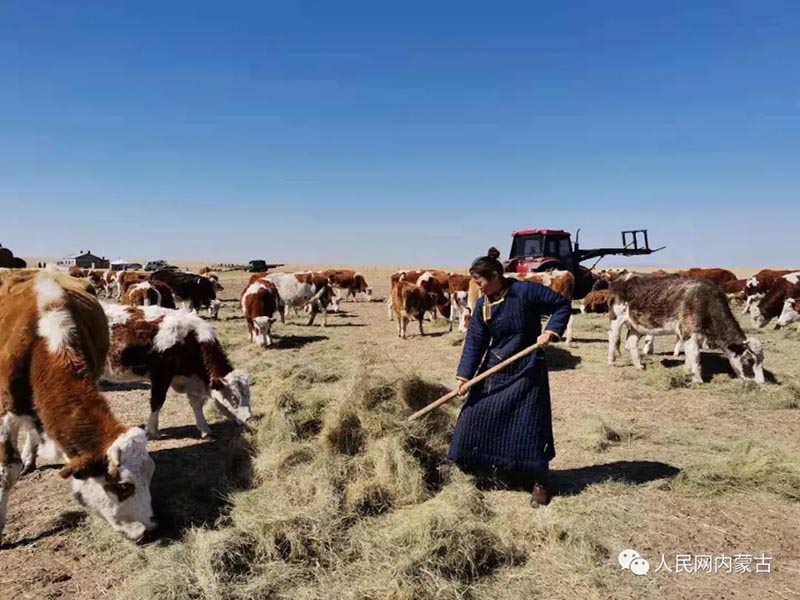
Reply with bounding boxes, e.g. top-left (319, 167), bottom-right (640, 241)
top-left (487, 247), bottom-right (501, 260)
